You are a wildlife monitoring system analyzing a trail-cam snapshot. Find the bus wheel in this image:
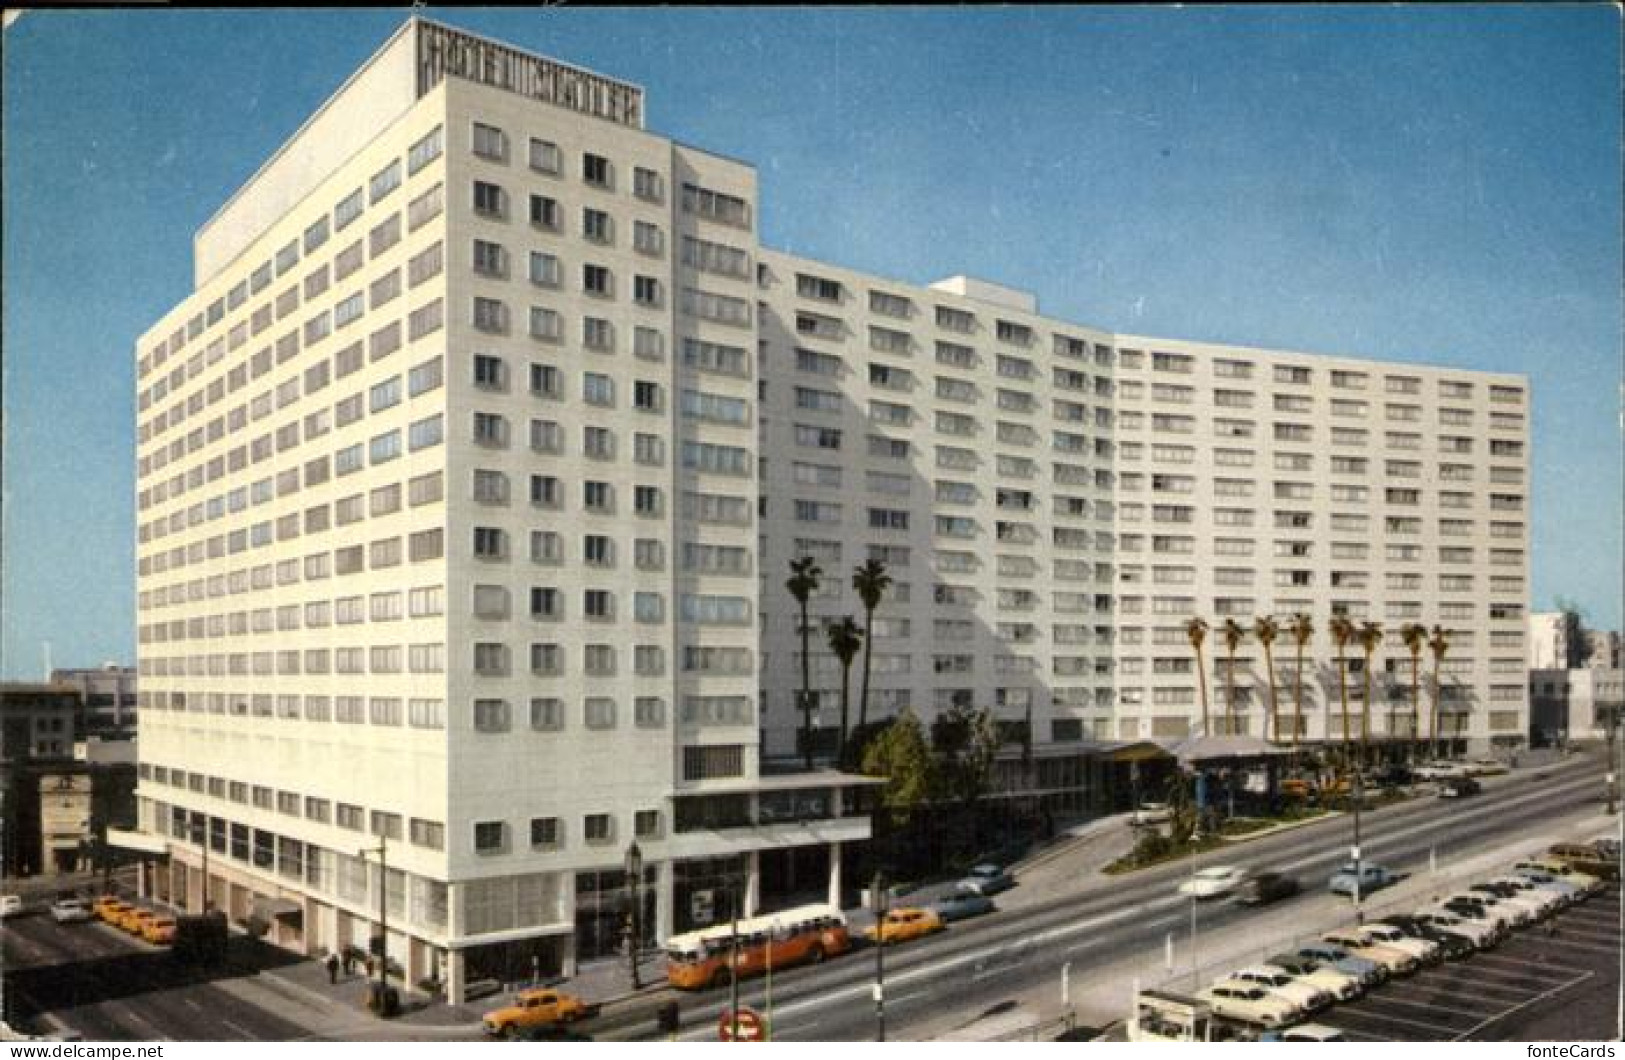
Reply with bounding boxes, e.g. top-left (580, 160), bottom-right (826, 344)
top-left (808, 945), bottom-right (825, 964)
top-left (711, 968), bottom-right (733, 990)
